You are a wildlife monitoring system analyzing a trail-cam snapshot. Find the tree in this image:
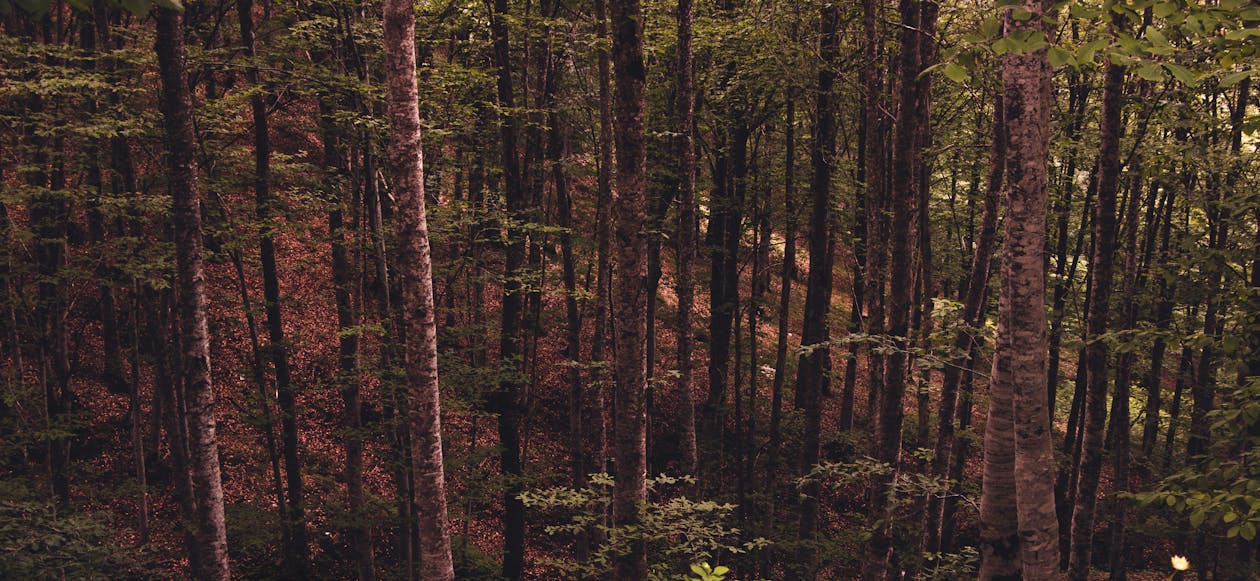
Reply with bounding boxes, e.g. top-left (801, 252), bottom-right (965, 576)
top-left (155, 5), bottom-right (230, 579)
top-left (796, 3), bottom-right (839, 577)
top-left (979, 0), bottom-right (1061, 575)
top-left (1068, 13), bottom-right (1127, 579)
top-left (674, 0), bottom-right (699, 478)
top-left (609, 0), bottom-right (649, 576)
top-left (382, 0), bottom-right (455, 578)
